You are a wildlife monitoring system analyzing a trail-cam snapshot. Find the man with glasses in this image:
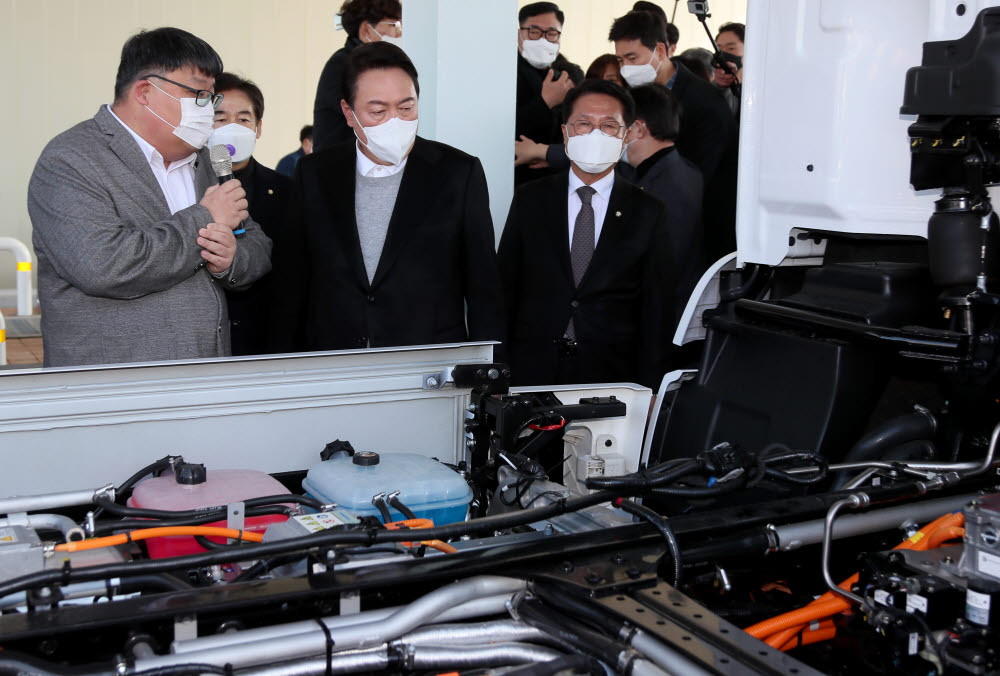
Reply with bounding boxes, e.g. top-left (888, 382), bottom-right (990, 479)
top-left (27, 27), bottom-right (272, 367)
top-left (515, 1), bottom-right (583, 186)
top-left (499, 79), bottom-right (675, 388)
top-left (314, 0), bottom-right (403, 152)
